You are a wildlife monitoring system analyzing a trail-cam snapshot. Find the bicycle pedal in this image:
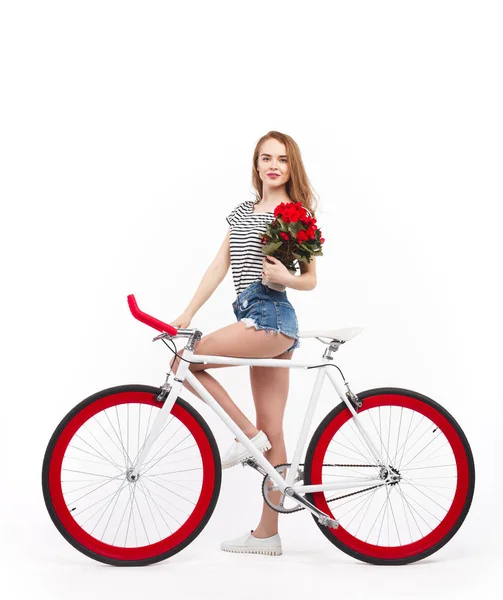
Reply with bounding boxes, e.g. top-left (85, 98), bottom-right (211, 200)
top-left (318, 515), bottom-right (339, 529)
